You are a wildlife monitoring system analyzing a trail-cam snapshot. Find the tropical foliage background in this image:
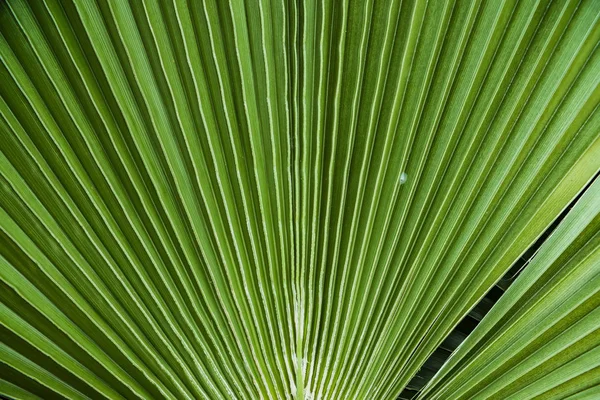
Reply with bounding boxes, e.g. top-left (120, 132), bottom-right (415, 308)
top-left (0, 0), bottom-right (599, 399)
